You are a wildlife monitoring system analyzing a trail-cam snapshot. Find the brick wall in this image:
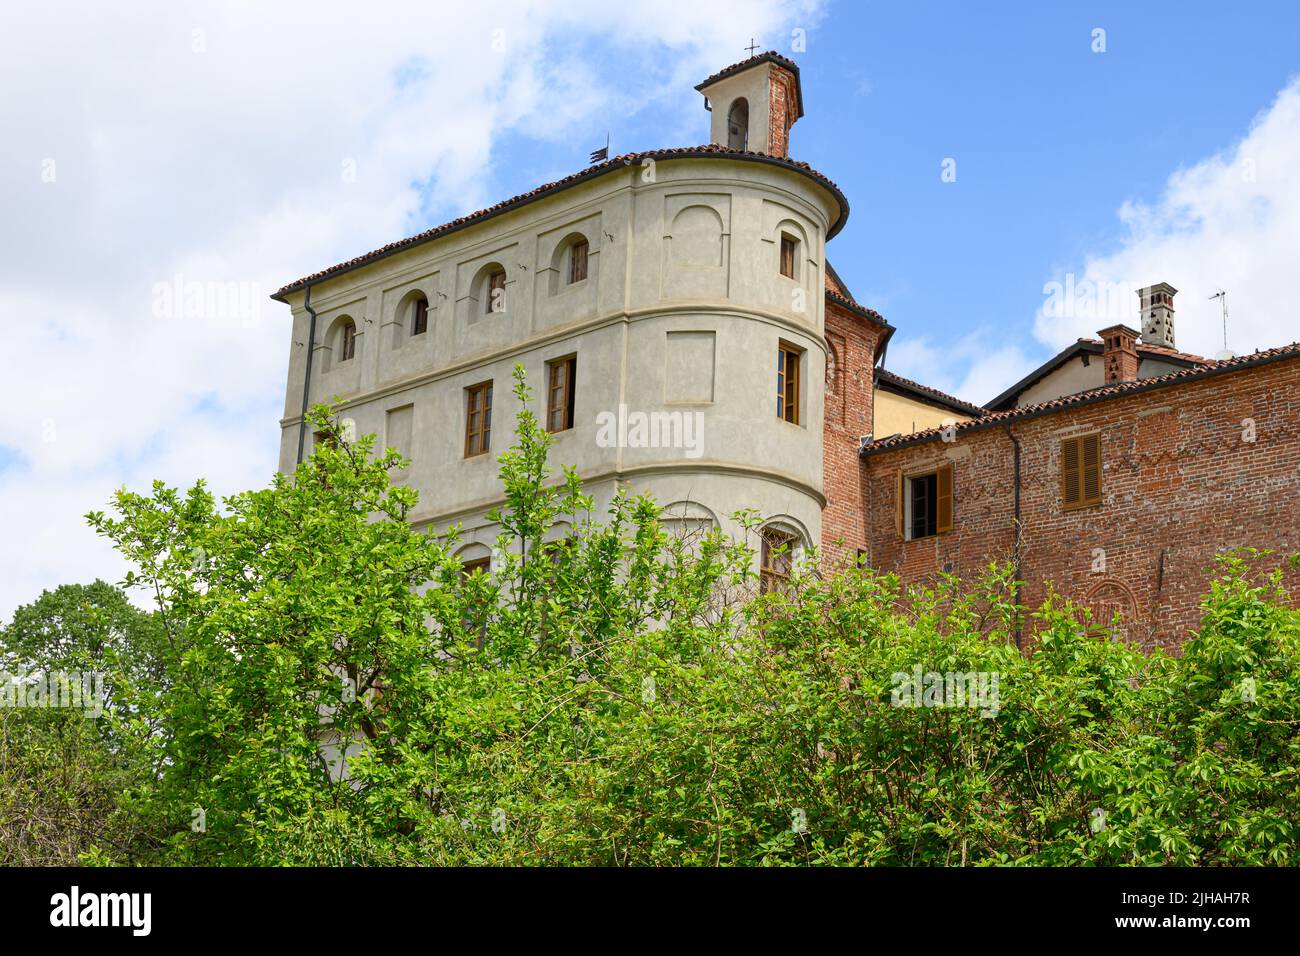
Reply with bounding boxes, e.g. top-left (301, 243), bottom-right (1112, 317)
top-left (768, 66), bottom-right (797, 158)
top-left (820, 297), bottom-right (884, 567)
top-left (860, 355), bottom-right (1300, 652)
